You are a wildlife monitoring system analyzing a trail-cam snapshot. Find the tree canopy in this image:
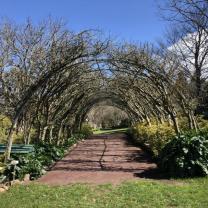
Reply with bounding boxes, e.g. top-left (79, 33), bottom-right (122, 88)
top-left (0, 1), bottom-right (207, 161)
